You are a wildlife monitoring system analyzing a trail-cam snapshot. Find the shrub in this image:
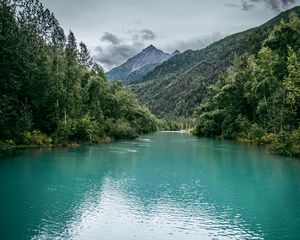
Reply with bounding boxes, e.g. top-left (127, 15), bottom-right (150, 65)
top-left (290, 128), bottom-right (300, 157)
top-left (245, 124), bottom-right (266, 143)
top-left (194, 110), bottom-right (224, 137)
top-left (5, 139), bottom-right (15, 146)
top-left (58, 115), bottom-right (97, 143)
top-left (261, 133), bottom-right (277, 145)
top-left (109, 119), bottom-right (137, 139)
top-left (23, 130), bottom-right (52, 145)
top-left (268, 129), bottom-right (300, 157)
